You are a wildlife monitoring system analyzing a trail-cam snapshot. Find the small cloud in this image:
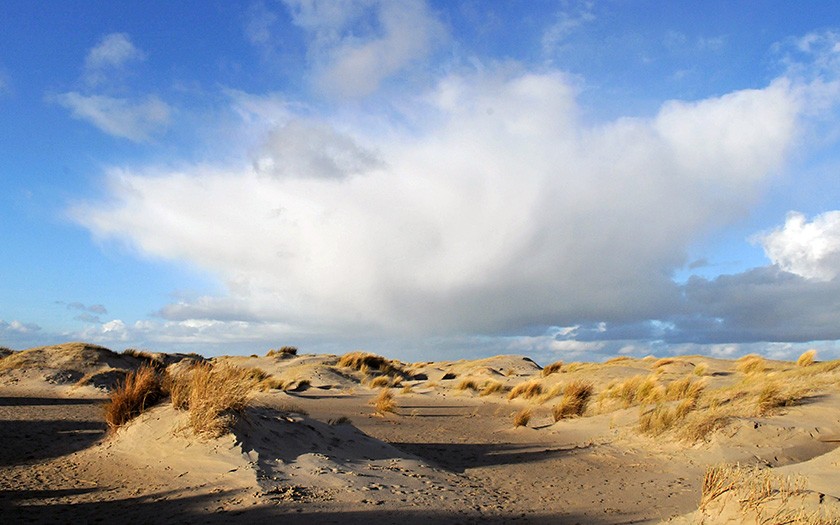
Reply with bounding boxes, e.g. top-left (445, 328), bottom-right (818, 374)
top-left (755, 210), bottom-right (840, 281)
top-left (244, 2), bottom-right (279, 46)
top-left (52, 92), bottom-right (171, 142)
top-left (84, 32), bottom-right (145, 85)
top-left (285, 0), bottom-right (447, 98)
top-left (687, 258), bottom-right (709, 270)
top-left (73, 313), bottom-right (102, 323)
top-left (66, 302), bottom-right (108, 315)
top-left (541, 2), bottom-right (596, 56)
top-left (0, 319), bottom-right (41, 334)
